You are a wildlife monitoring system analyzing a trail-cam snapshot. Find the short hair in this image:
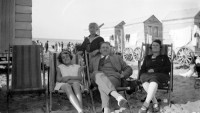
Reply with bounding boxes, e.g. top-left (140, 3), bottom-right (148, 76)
top-left (58, 51), bottom-right (73, 64)
top-left (150, 39), bottom-right (162, 49)
top-left (100, 41), bottom-right (111, 48)
top-left (89, 22), bottom-right (99, 29)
